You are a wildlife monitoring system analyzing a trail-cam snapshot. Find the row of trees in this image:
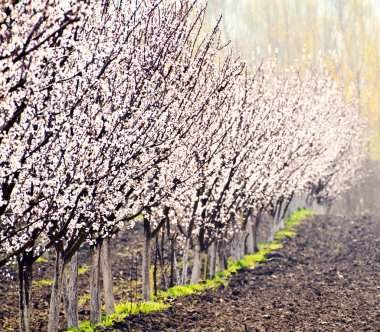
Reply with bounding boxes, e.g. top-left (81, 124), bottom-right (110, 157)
top-left (0, 0), bottom-right (366, 331)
